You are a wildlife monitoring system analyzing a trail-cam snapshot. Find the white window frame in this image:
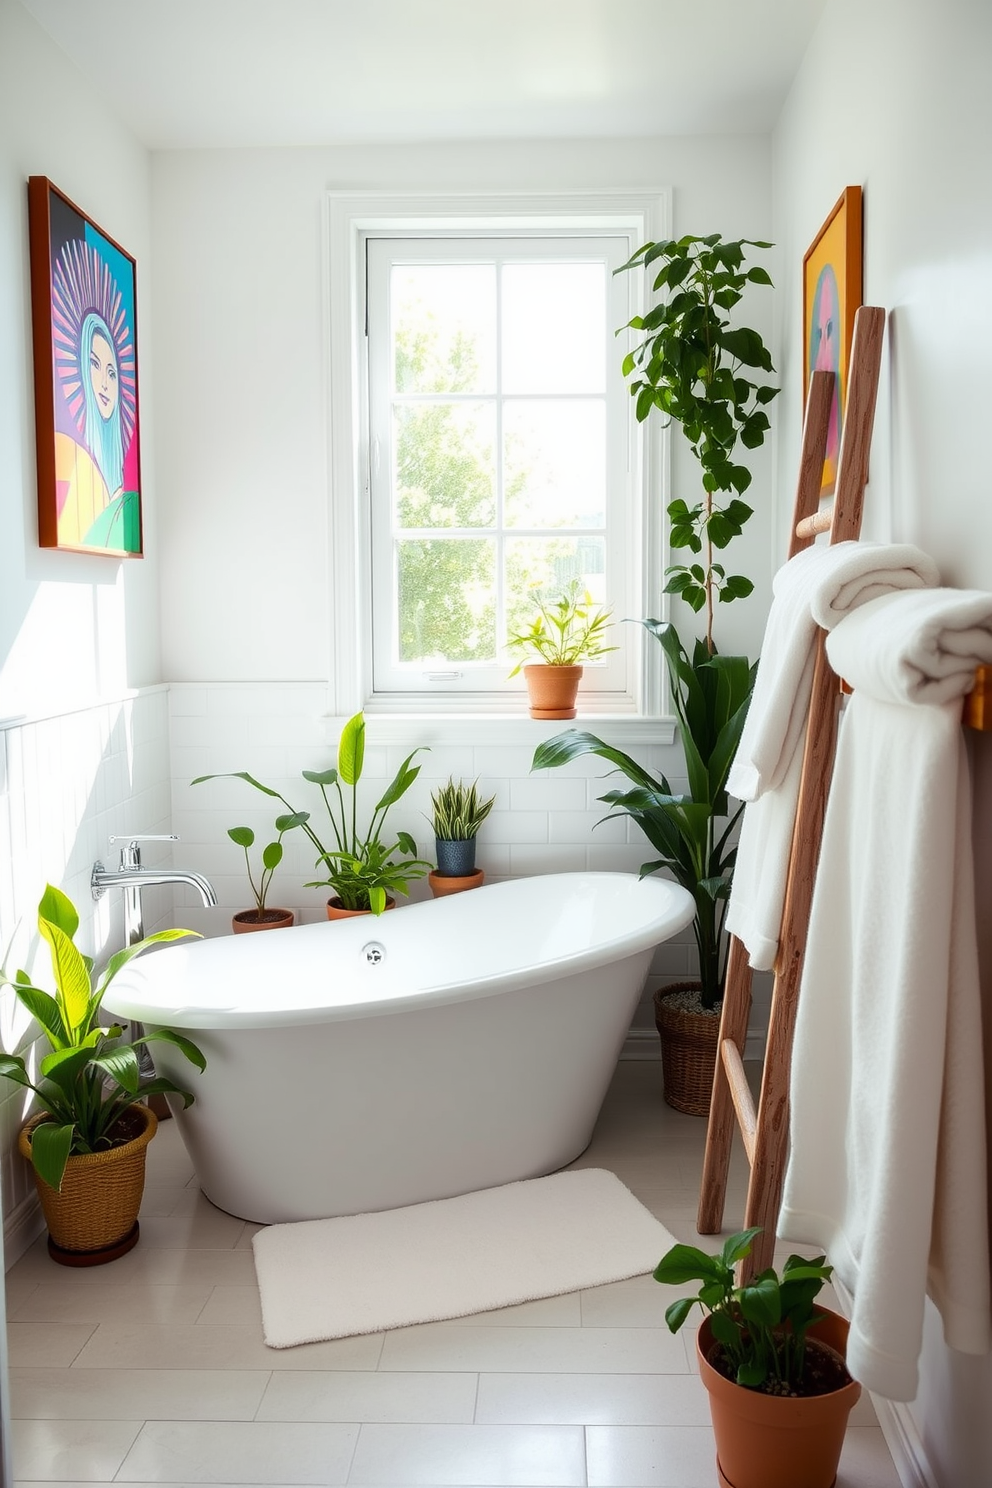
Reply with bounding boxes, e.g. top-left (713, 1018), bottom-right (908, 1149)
top-left (324, 190), bottom-right (673, 734)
